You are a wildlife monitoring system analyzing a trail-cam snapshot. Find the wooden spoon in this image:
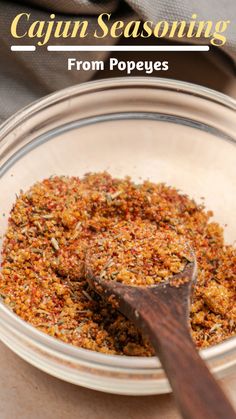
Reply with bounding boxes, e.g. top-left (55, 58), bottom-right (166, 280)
top-left (85, 259), bottom-right (236, 419)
